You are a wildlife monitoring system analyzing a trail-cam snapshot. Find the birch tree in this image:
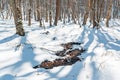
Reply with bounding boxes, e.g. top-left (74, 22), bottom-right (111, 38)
top-left (9, 0), bottom-right (25, 36)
